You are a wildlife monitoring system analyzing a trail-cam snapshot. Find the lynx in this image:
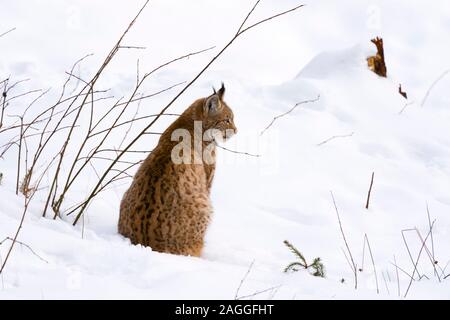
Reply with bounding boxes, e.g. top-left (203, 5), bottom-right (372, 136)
top-left (118, 83), bottom-right (237, 257)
